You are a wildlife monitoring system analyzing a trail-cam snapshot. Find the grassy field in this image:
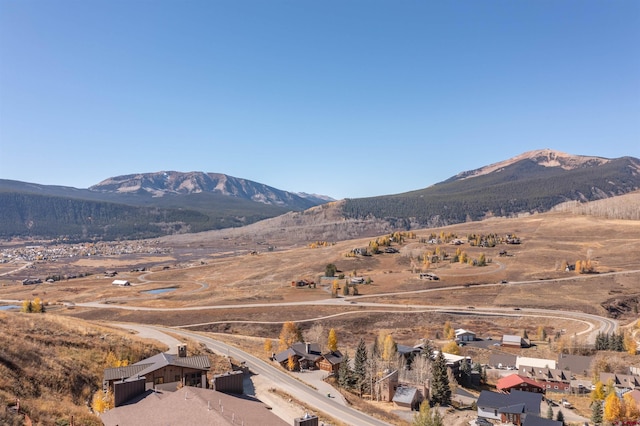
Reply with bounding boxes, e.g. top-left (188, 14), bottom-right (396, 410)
top-left (1, 209), bottom-right (639, 424)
